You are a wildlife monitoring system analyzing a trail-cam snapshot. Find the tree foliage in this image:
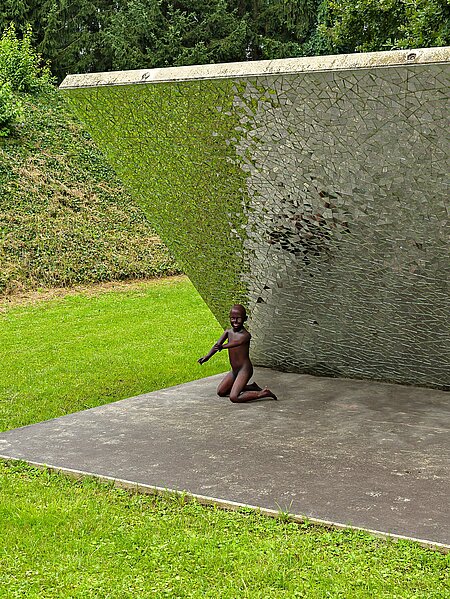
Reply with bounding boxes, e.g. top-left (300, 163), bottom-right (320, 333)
top-left (0, 1), bottom-right (329, 79)
top-left (322, 0), bottom-right (449, 52)
top-left (0, 1), bottom-right (447, 80)
top-left (102, 0), bottom-right (251, 71)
